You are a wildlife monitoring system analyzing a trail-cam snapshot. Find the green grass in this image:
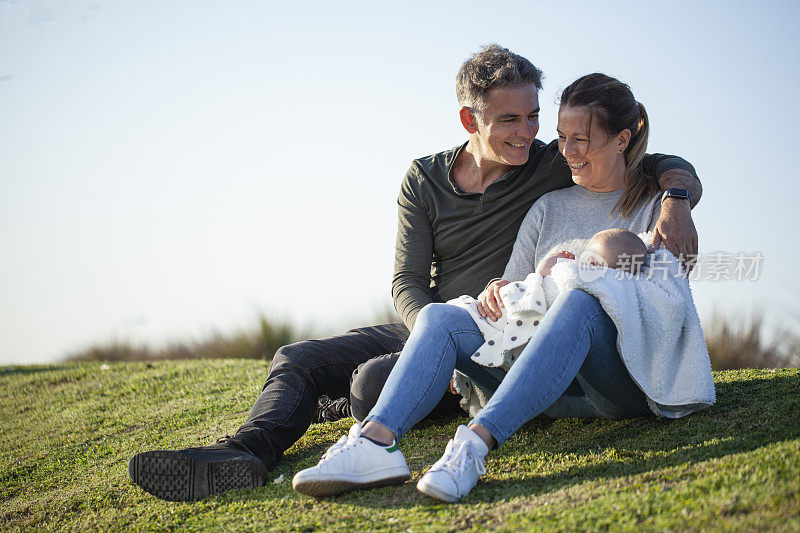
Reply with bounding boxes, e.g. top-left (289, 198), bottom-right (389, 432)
top-left (1, 362), bottom-right (798, 532)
